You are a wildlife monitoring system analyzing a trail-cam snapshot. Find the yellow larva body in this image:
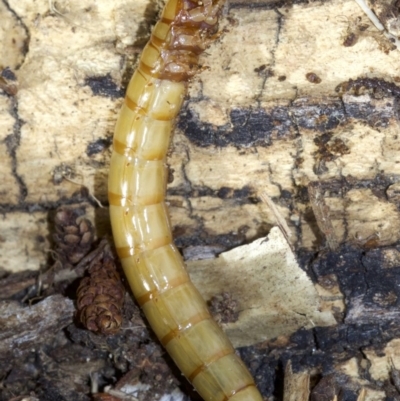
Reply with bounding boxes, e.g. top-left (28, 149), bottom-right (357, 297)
top-left (108, 1), bottom-right (263, 400)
